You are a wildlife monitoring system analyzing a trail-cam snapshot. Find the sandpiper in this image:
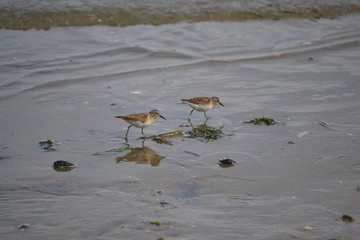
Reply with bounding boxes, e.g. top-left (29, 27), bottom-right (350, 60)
top-left (115, 109), bottom-right (166, 139)
top-left (181, 96), bottom-right (224, 119)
